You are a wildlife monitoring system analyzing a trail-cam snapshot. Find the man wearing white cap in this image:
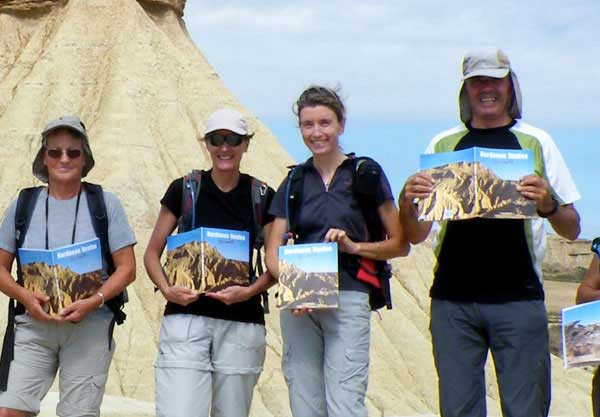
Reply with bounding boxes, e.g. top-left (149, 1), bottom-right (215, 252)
top-left (399, 48), bottom-right (581, 417)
